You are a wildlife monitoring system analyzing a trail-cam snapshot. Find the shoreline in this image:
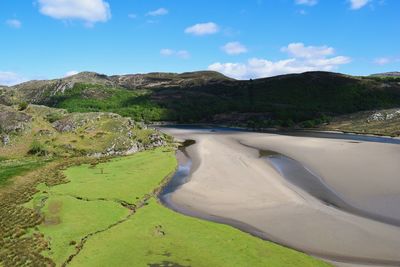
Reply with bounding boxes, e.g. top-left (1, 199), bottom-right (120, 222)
top-left (158, 126), bottom-right (400, 267)
top-left (153, 122), bottom-right (400, 141)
